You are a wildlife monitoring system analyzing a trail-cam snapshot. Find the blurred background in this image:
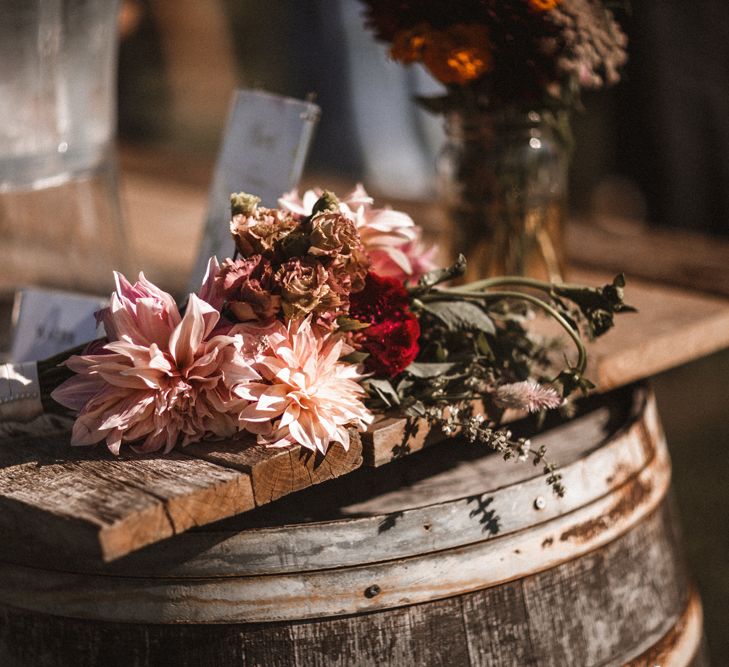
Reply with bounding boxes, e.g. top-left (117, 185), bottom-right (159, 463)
top-left (1, 0), bottom-right (727, 660)
top-left (117, 0), bottom-right (729, 234)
